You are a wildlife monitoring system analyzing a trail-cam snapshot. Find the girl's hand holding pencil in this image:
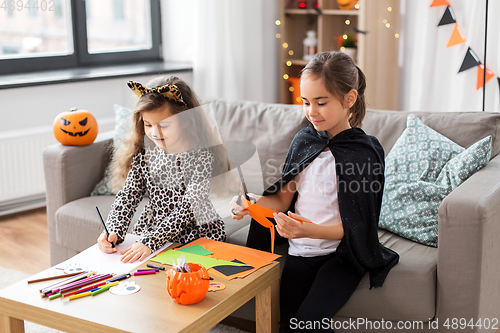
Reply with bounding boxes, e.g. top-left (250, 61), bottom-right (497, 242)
top-left (97, 232), bottom-right (118, 253)
top-left (97, 232), bottom-right (152, 263)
